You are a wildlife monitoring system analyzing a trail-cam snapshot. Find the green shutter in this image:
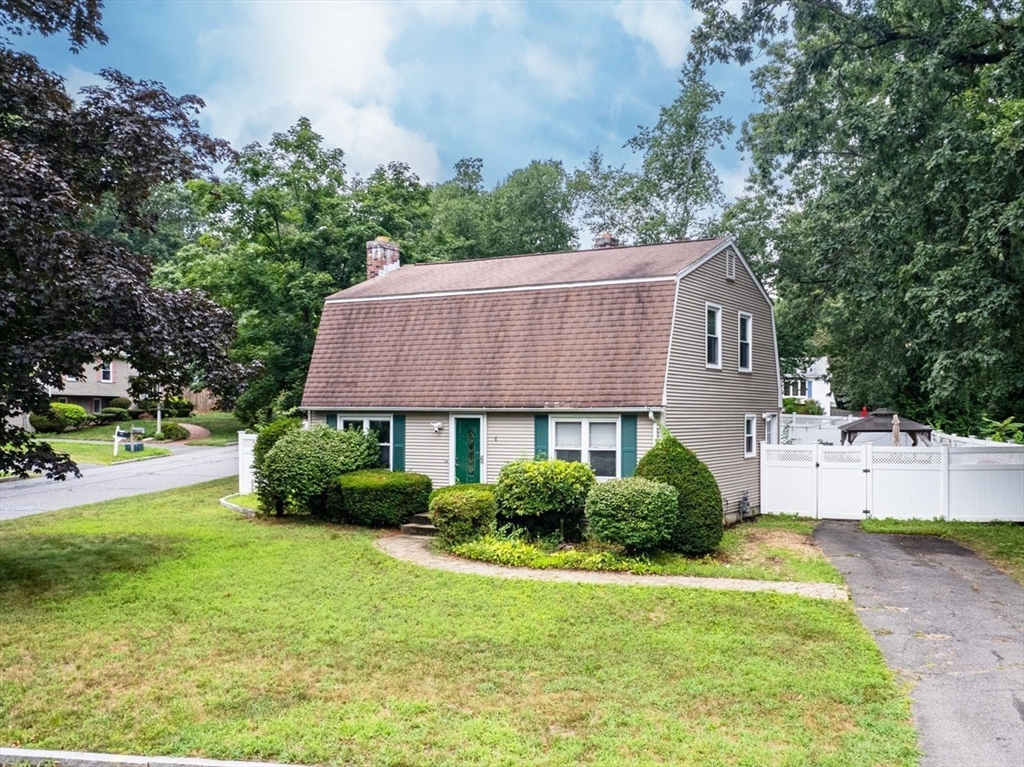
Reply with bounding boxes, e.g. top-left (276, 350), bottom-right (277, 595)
top-left (621, 415), bottom-right (637, 477)
top-left (392, 414), bottom-right (405, 471)
top-left (534, 414), bottom-right (549, 459)
top-left (326, 413), bottom-right (337, 429)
